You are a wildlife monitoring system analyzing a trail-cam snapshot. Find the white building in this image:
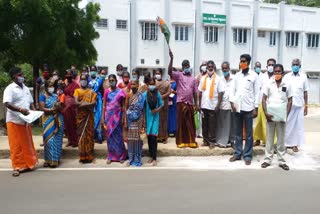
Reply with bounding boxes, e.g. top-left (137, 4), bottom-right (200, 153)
top-left (92, 0), bottom-right (320, 104)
